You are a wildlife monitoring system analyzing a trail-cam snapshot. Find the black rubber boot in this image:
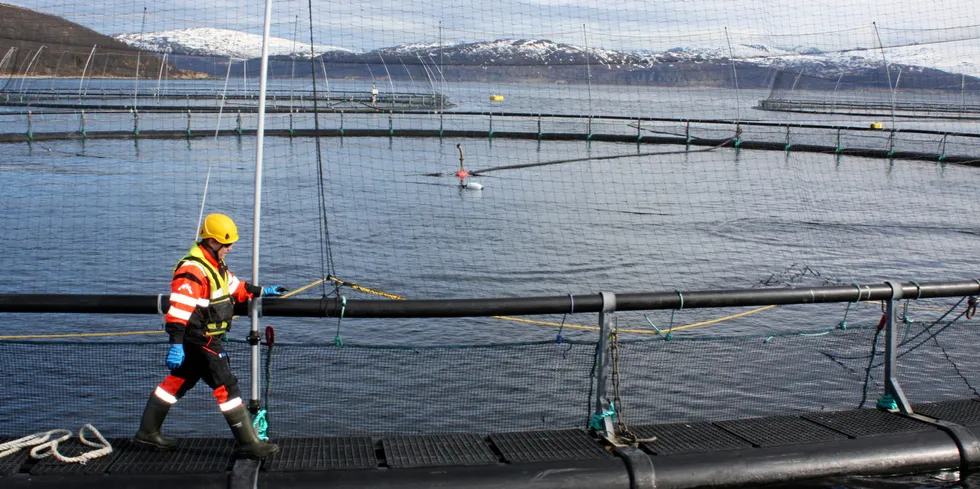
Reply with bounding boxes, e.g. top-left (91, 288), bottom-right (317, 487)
top-left (134, 395), bottom-right (177, 450)
top-left (224, 404), bottom-right (279, 459)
